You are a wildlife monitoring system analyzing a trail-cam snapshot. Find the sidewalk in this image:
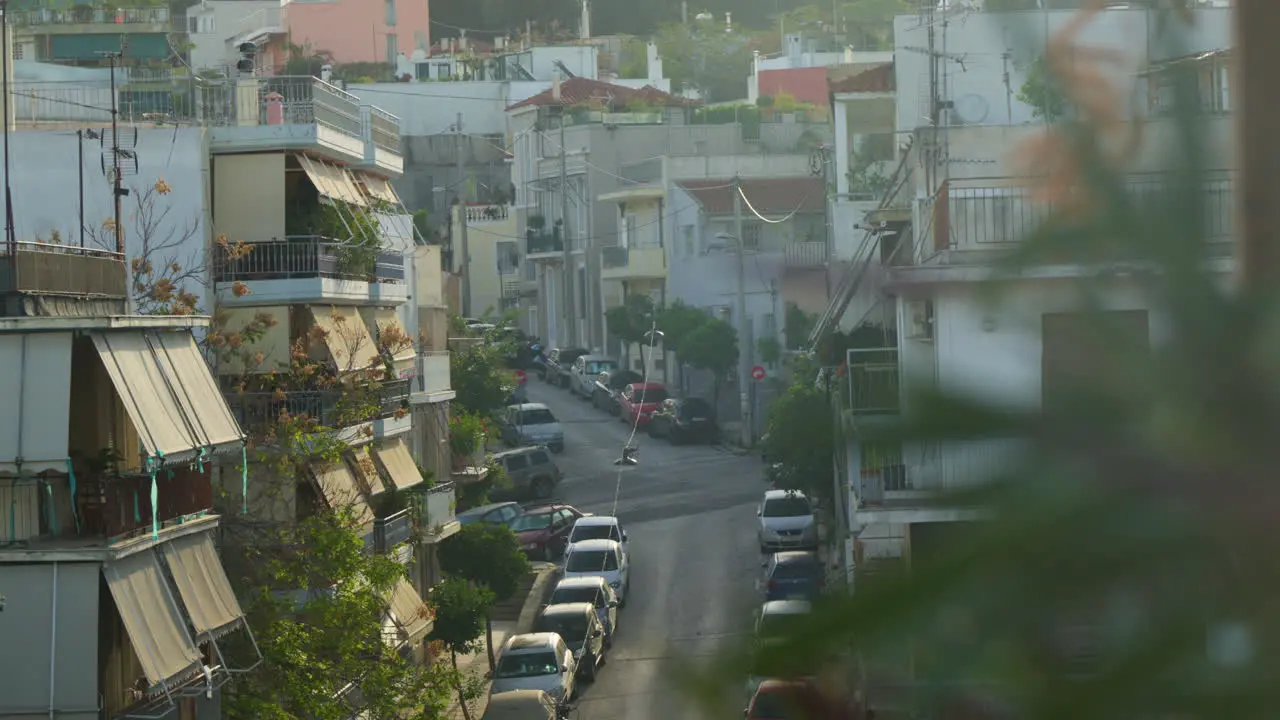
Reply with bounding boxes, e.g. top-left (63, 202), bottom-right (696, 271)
top-left (446, 622), bottom-right (515, 720)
